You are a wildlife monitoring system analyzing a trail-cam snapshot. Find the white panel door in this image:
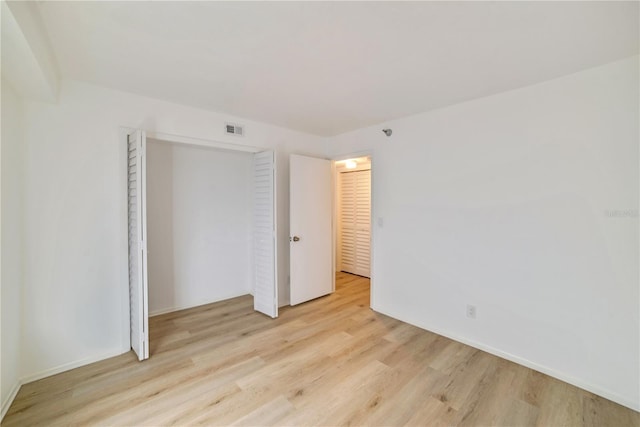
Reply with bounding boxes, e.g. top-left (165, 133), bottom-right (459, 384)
top-left (290, 154), bottom-right (333, 305)
top-left (127, 129), bottom-right (149, 361)
top-left (253, 151), bottom-right (278, 318)
top-left (339, 170), bottom-right (371, 277)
